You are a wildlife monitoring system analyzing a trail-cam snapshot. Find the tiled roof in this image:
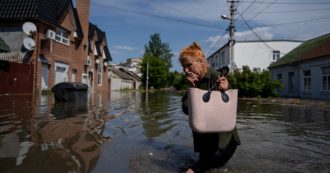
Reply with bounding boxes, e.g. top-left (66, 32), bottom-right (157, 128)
top-left (111, 68), bottom-right (135, 80)
top-left (89, 22), bottom-right (112, 61)
top-left (0, 0), bottom-right (70, 25)
top-left (0, 0), bottom-right (83, 39)
top-left (269, 33), bottom-right (330, 68)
